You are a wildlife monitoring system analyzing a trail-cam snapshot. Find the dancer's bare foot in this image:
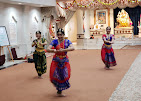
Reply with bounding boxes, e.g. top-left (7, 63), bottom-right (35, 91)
top-left (38, 76), bottom-right (43, 79)
top-left (104, 66), bottom-right (110, 70)
top-left (57, 93), bottom-right (66, 97)
top-left (57, 90), bottom-right (66, 97)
